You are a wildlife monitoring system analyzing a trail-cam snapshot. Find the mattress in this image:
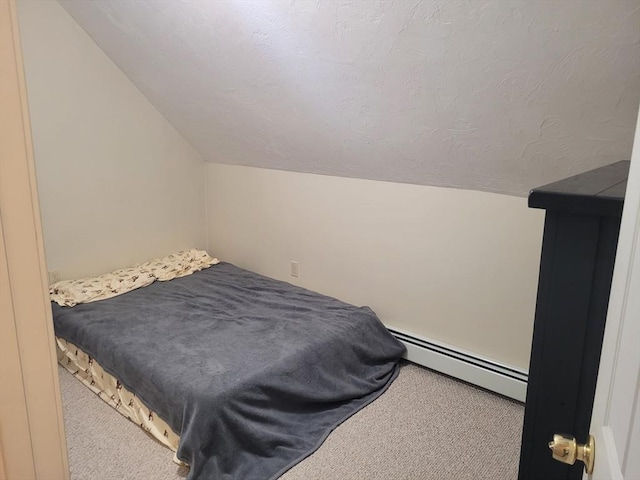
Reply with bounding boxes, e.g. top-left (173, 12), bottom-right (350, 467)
top-left (52, 262), bottom-right (405, 479)
top-left (57, 337), bottom-right (184, 464)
